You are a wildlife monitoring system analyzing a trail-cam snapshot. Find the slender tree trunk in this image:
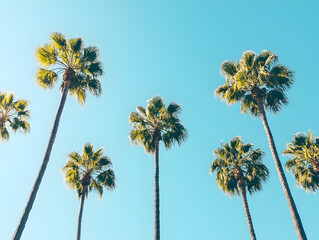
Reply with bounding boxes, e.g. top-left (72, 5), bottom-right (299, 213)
top-left (77, 191), bottom-right (86, 240)
top-left (239, 185), bottom-right (257, 240)
top-left (257, 98), bottom-right (307, 240)
top-left (12, 81), bottom-right (70, 240)
top-left (154, 136), bottom-right (160, 240)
